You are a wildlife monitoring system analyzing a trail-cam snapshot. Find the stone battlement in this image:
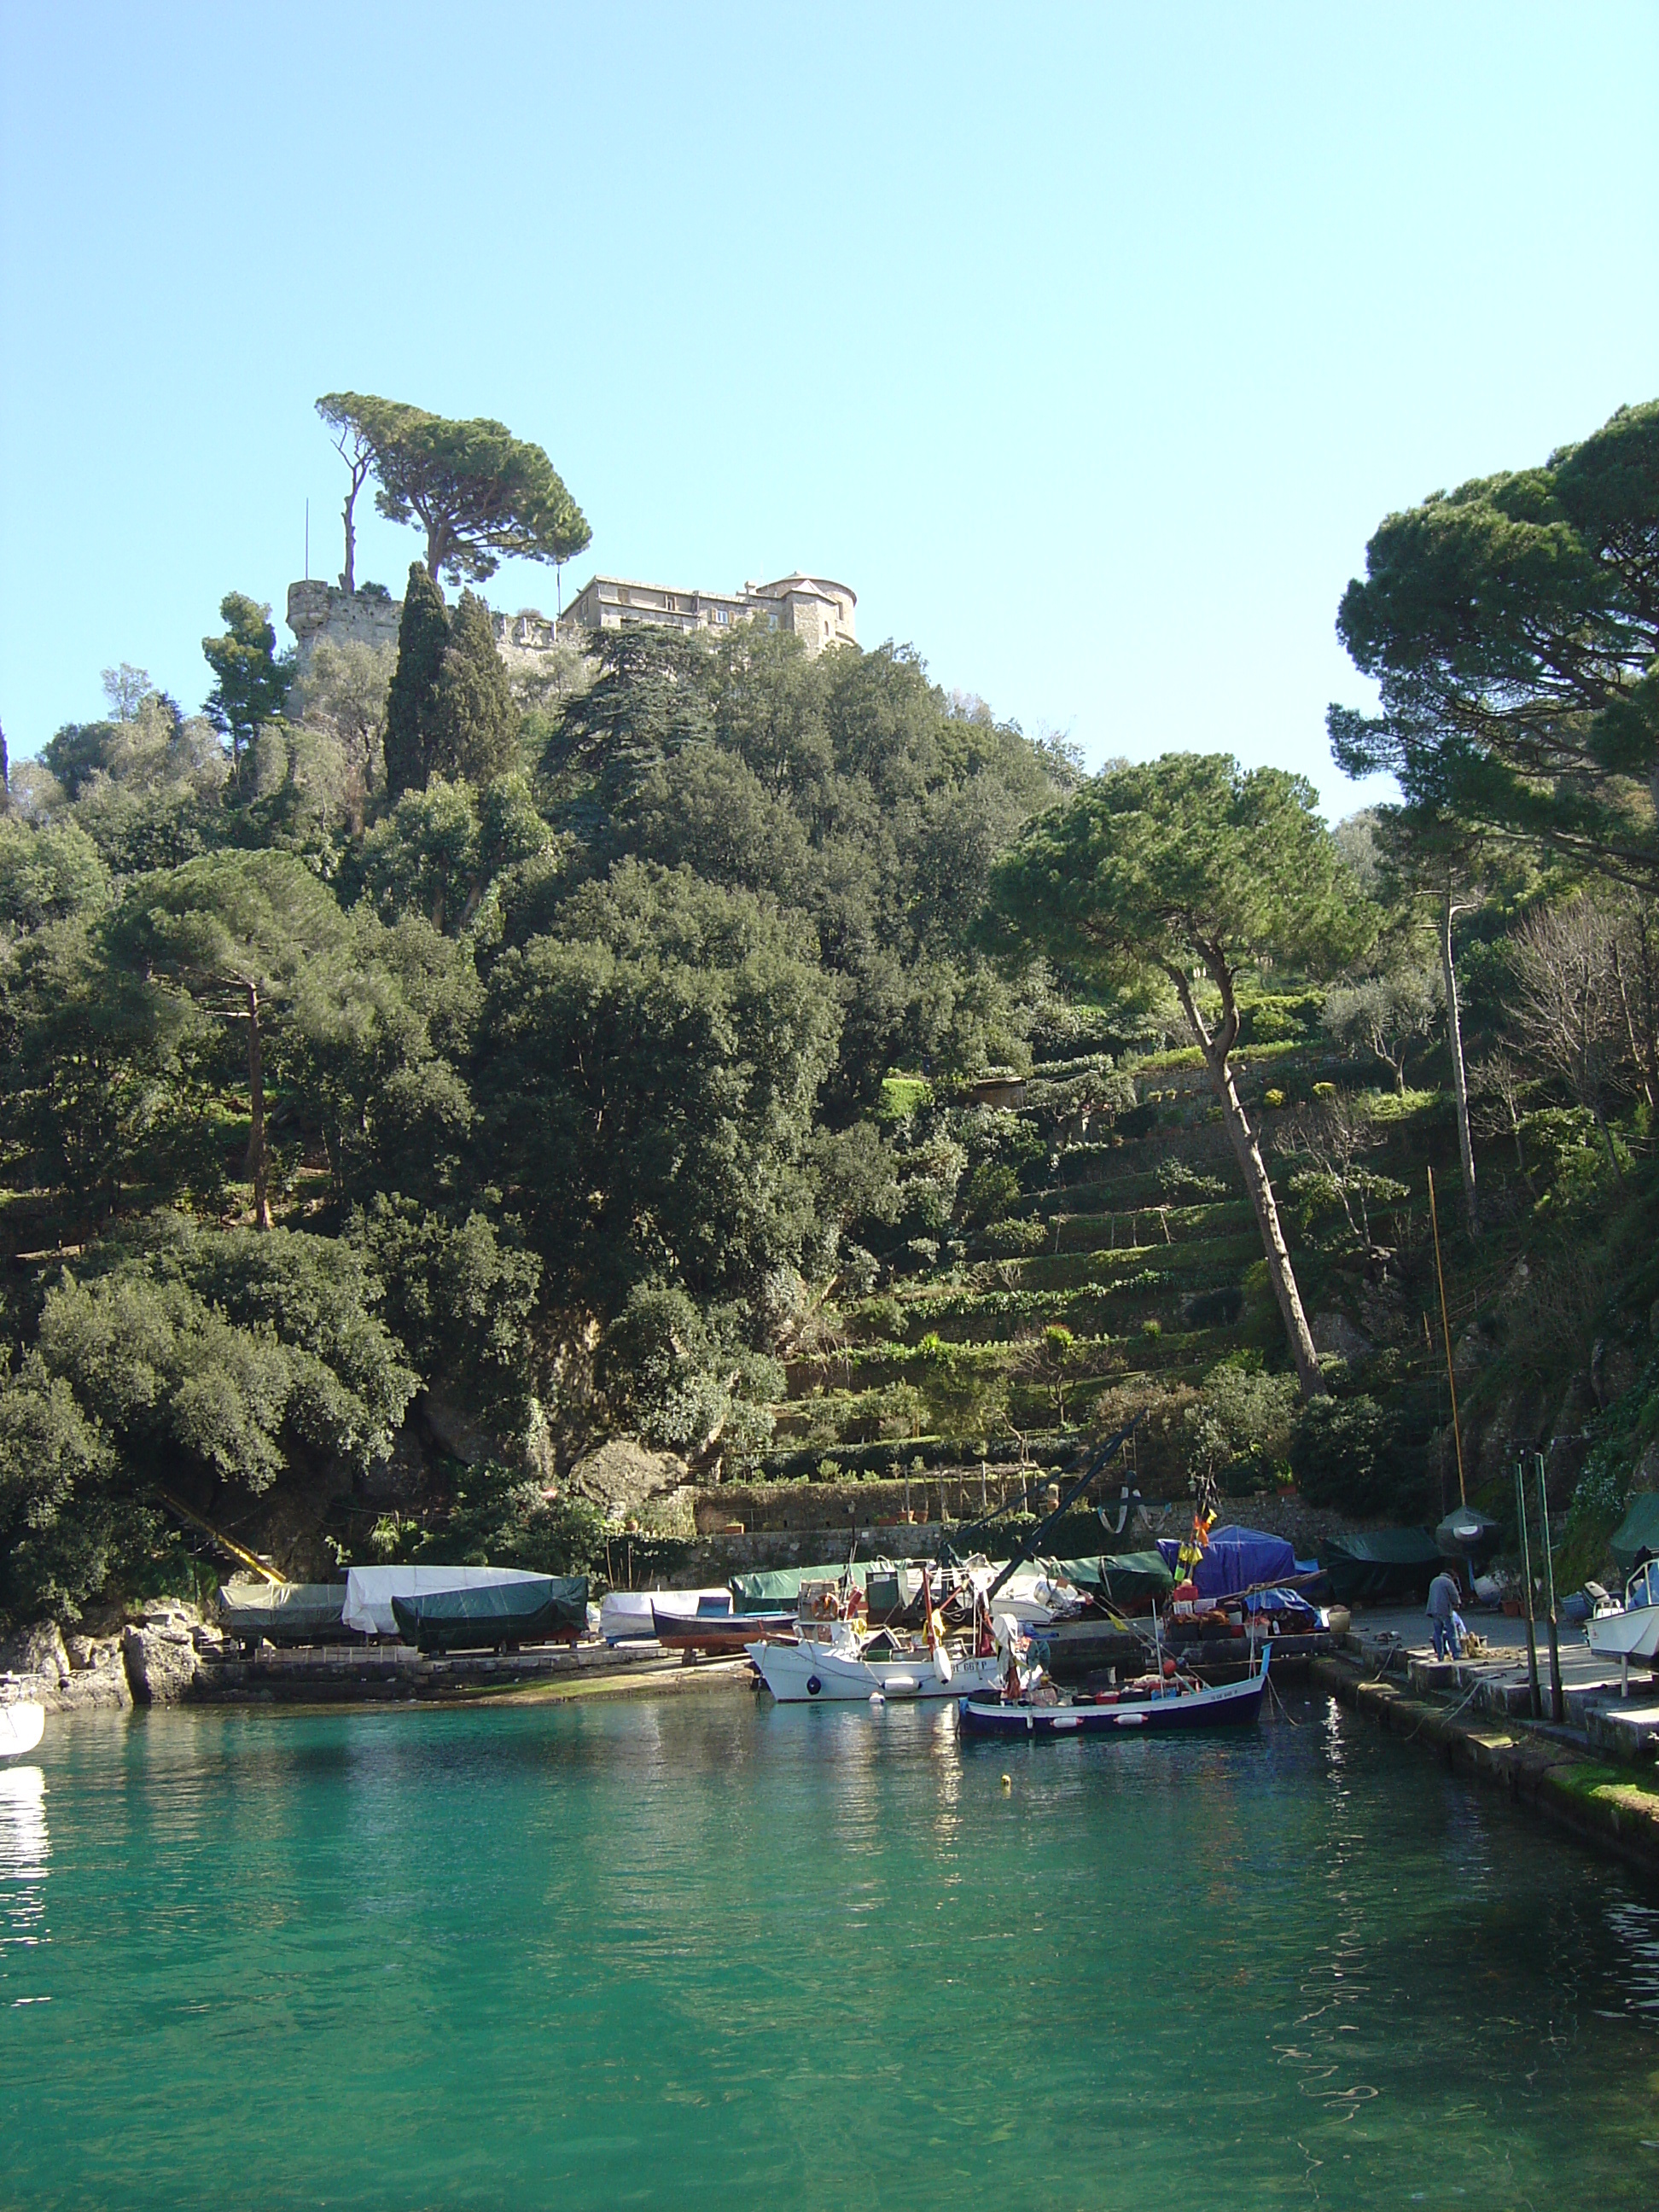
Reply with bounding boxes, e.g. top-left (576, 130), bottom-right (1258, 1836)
top-left (287, 564), bottom-right (855, 681)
